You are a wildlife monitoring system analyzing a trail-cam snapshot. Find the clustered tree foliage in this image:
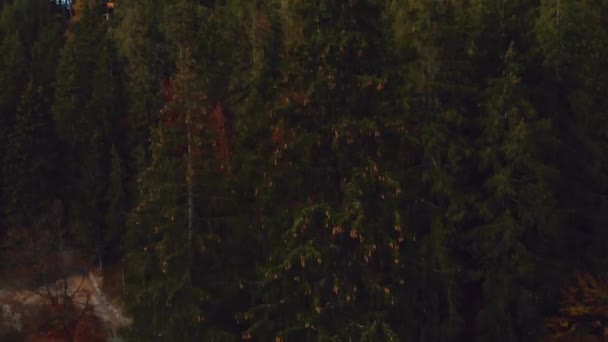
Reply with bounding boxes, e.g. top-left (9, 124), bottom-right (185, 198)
top-left (547, 273), bottom-right (608, 341)
top-left (2, 0), bottom-right (608, 340)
